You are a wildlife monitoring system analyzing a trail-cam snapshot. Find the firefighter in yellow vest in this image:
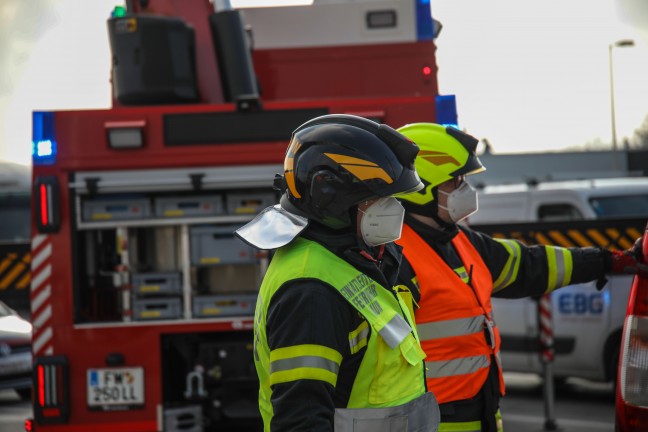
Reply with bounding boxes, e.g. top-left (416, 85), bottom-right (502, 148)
top-left (236, 114), bottom-right (441, 431)
top-left (393, 123), bottom-right (646, 432)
